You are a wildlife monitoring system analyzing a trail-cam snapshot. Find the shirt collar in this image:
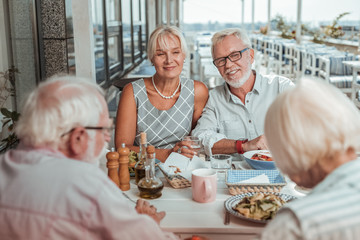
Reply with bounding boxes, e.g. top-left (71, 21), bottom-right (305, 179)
top-left (251, 70), bottom-right (262, 94)
top-left (224, 82), bottom-right (232, 102)
top-left (223, 70), bottom-right (261, 102)
top-left (311, 158), bottom-right (360, 194)
top-left (17, 142), bottom-right (67, 159)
